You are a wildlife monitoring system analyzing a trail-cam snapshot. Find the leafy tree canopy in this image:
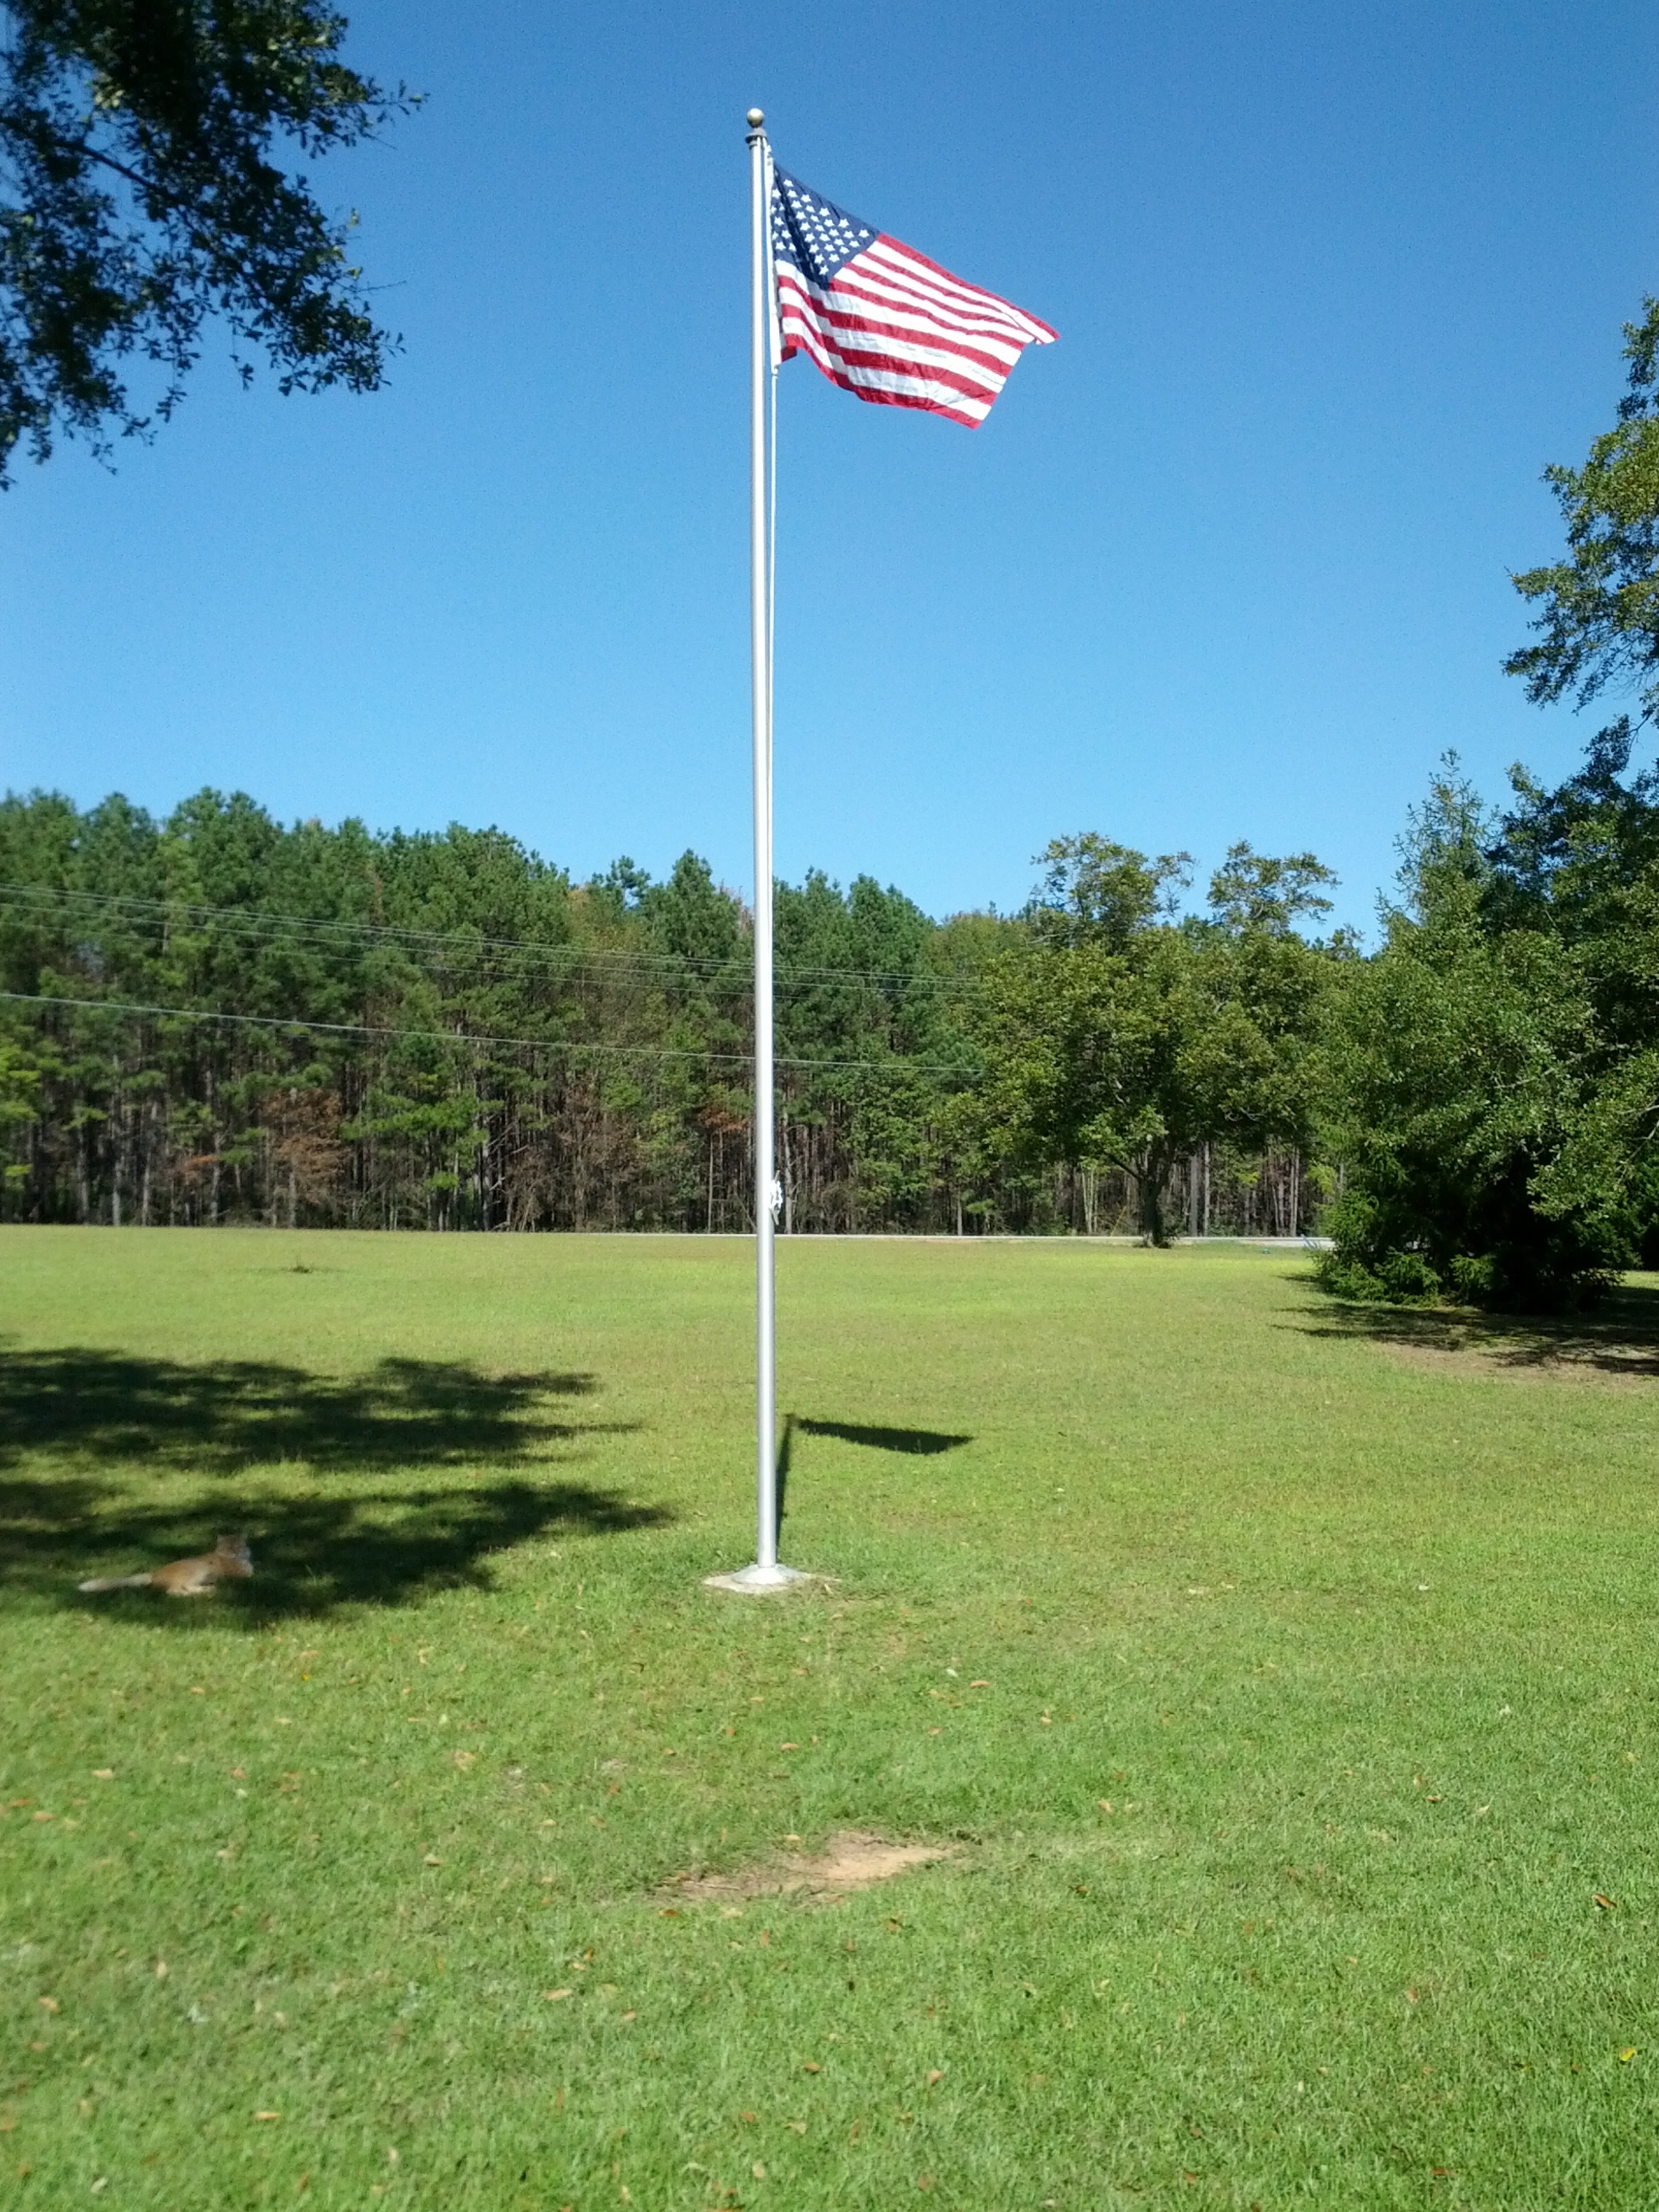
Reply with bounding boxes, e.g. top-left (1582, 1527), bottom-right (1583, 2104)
top-left (972, 835), bottom-right (1339, 1244)
top-left (1025, 833), bottom-right (1191, 949)
top-left (1318, 762), bottom-right (1618, 1310)
top-left (0, 0), bottom-right (414, 481)
top-left (1206, 841), bottom-right (1336, 937)
top-left (1506, 298), bottom-right (1659, 732)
